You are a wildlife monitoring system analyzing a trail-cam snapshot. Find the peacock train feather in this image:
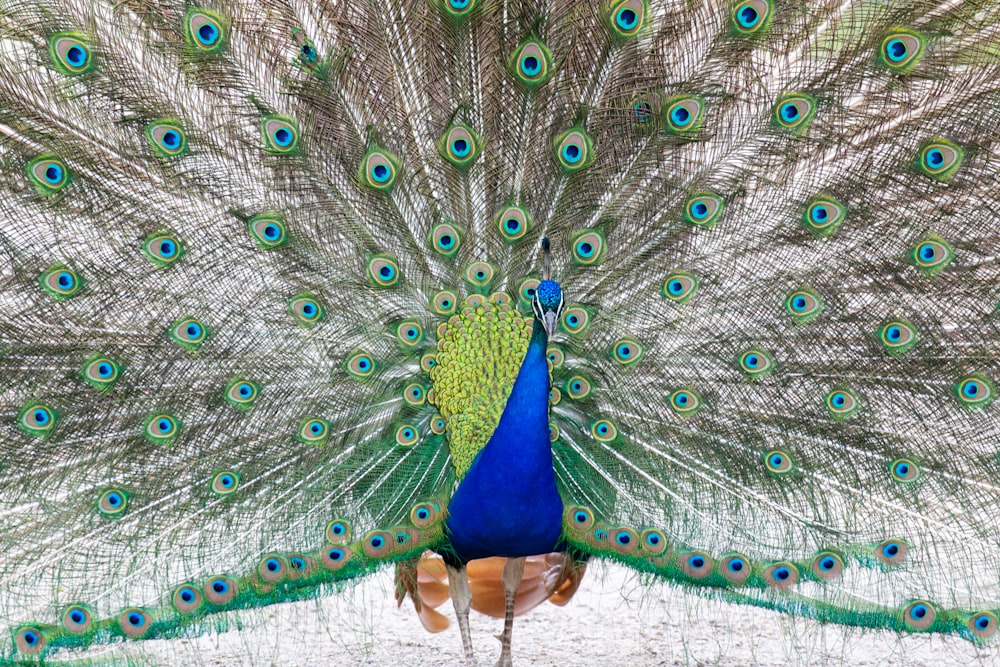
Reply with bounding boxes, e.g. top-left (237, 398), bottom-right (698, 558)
top-left (0, 0), bottom-right (999, 664)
